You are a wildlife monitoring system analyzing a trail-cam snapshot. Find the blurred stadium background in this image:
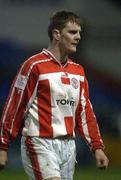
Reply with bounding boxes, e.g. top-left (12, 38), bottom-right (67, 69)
top-left (0, 0), bottom-right (121, 179)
